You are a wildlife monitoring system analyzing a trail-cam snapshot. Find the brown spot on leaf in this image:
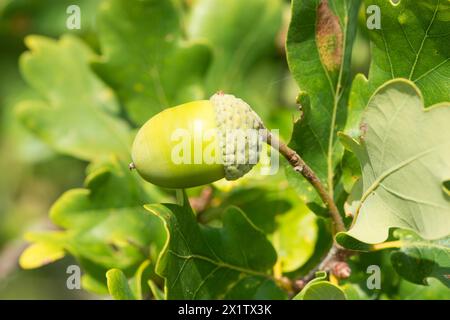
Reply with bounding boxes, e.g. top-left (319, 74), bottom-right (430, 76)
top-left (316, 0), bottom-right (343, 72)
